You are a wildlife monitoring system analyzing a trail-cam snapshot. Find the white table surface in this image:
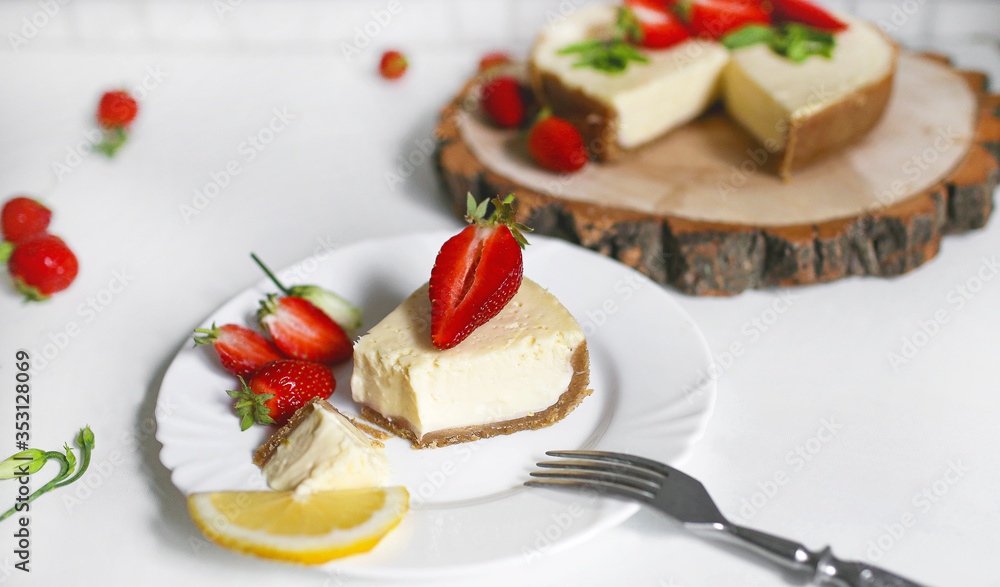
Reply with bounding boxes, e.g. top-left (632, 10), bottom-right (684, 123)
top-left (1, 5), bottom-right (998, 586)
